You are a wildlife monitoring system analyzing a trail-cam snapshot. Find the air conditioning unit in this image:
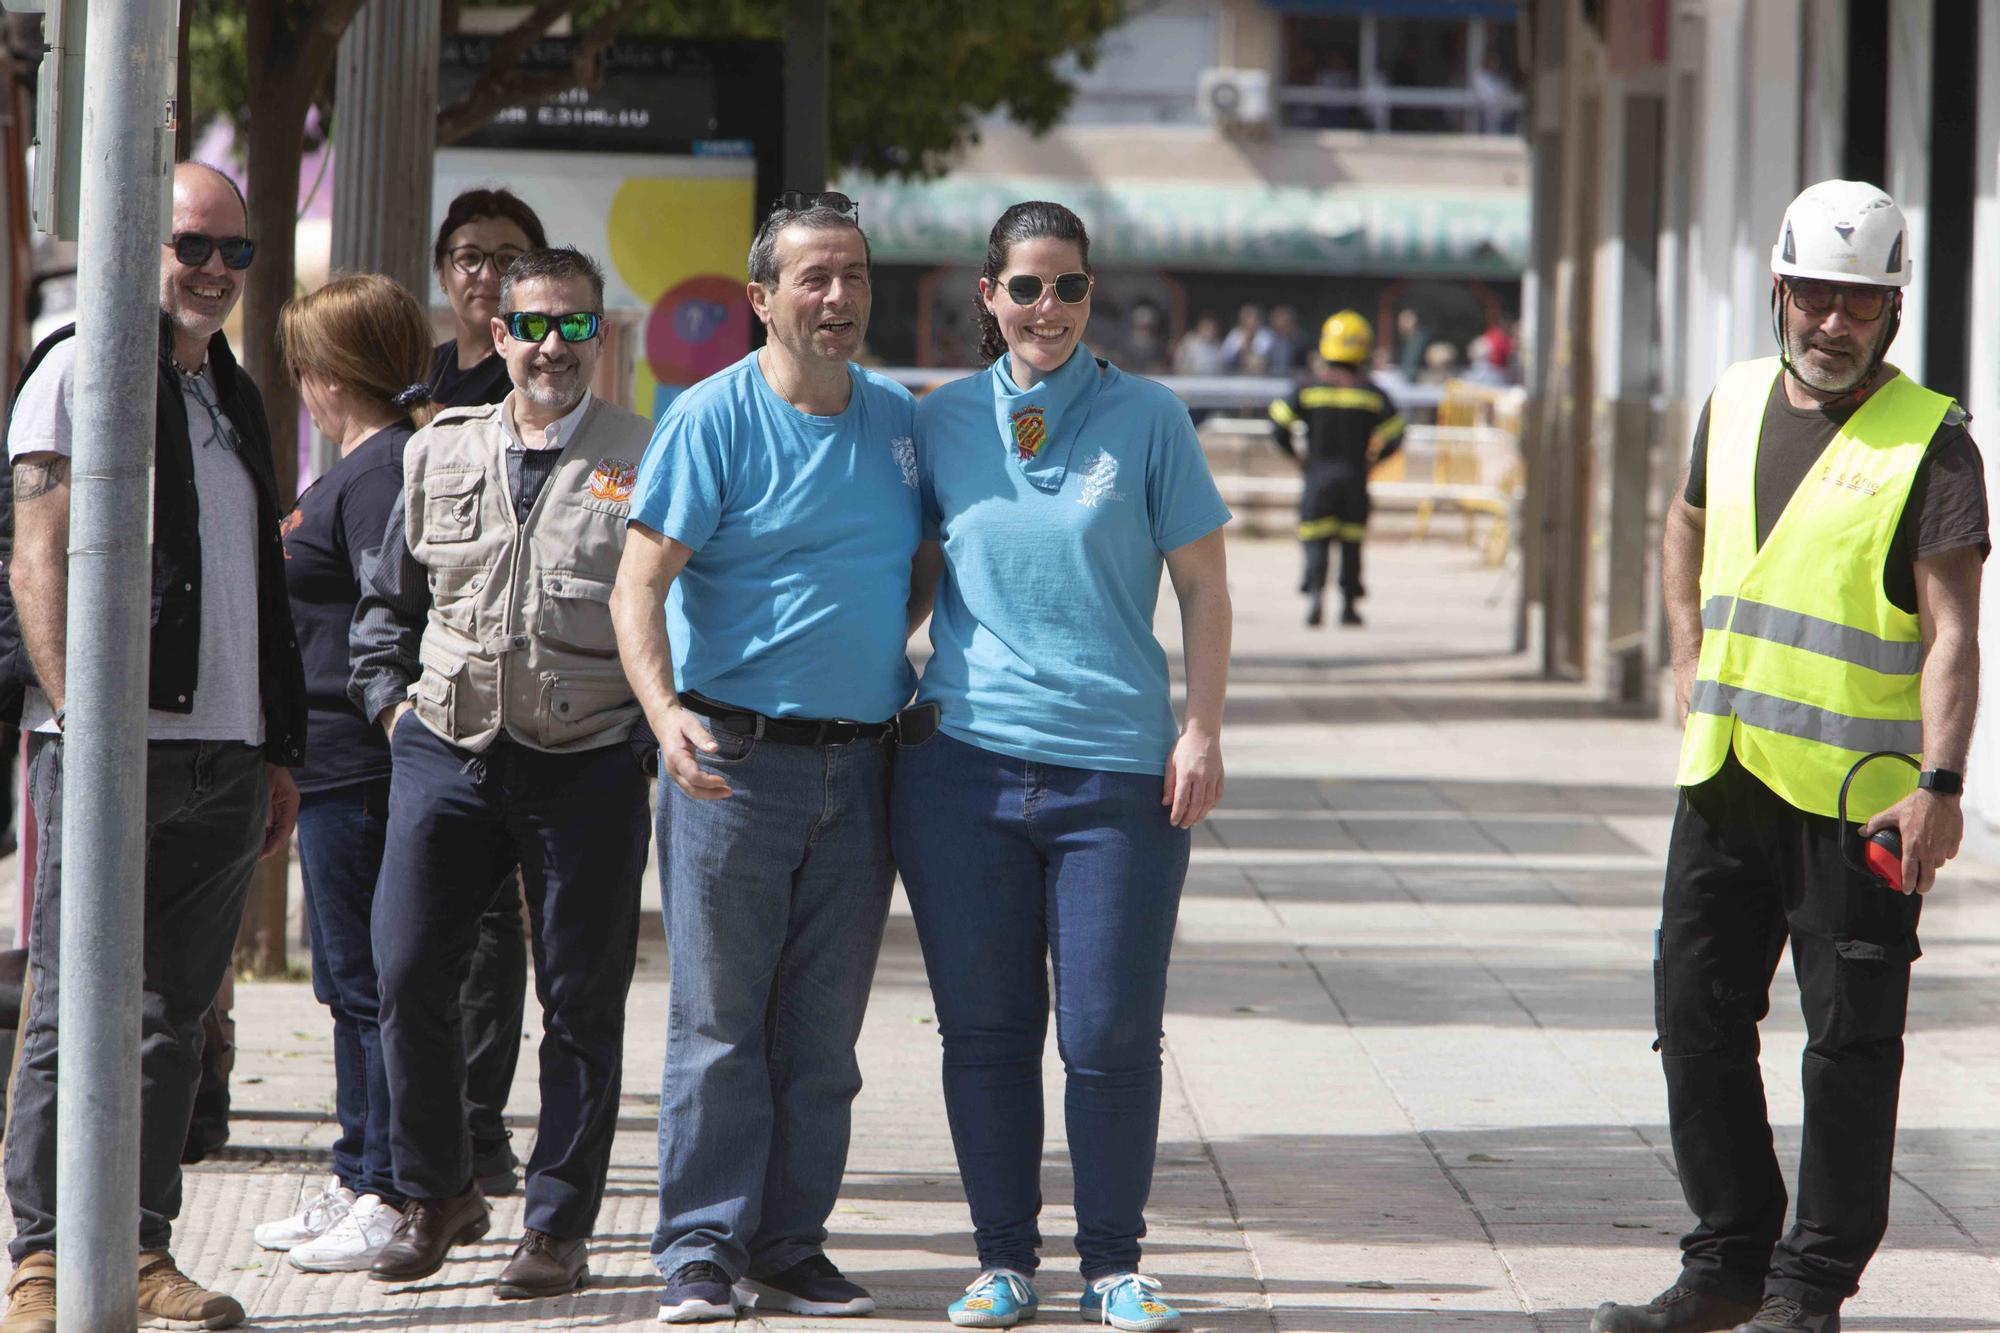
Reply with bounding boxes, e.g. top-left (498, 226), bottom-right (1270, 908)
top-left (1198, 67), bottom-right (1272, 128)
